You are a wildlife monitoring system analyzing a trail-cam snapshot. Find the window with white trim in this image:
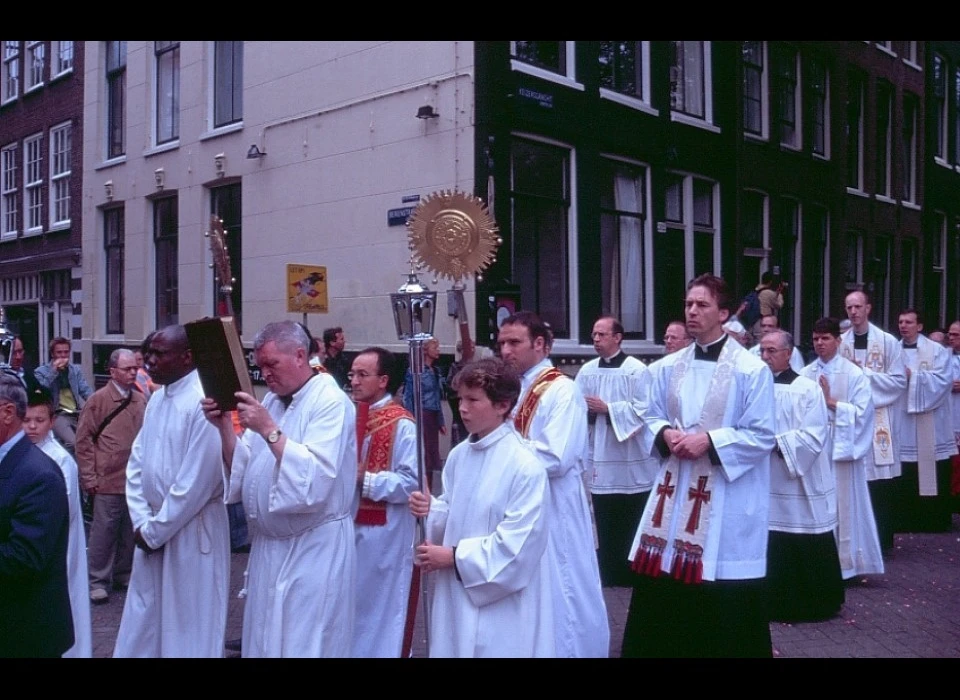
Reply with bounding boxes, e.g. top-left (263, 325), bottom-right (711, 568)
top-left (655, 172), bottom-right (720, 334)
top-left (599, 157), bottom-right (647, 336)
top-left (213, 41), bottom-right (243, 128)
top-left (876, 81), bottom-right (892, 198)
top-left (742, 41), bottom-right (767, 139)
top-left (104, 206), bottom-right (124, 335)
top-left (25, 41), bottom-right (44, 90)
top-left (106, 41), bottom-right (126, 159)
top-left (669, 41), bottom-right (712, 122)
top-left (155, 41), bottom-right (180, 145)
top-left (154, 195), bottom-right (179, 327)
top-left (1, 144), bottom-right (18, 239)
top-left (54, 41), bottom-right (73, 77)
top-left (599, 41), bottom-right (651, 108)
top-left (23, 134), bottom-right (42, 233)
top-left (807, 56), bottom-right (829, 157)
top-left (2, 41), bottom-right (19, 103)
top-left (775, 44), bottom-right (801, 149)
top-left (846, 72), bottom-right (864, 191)
top-left (901, 237), bottom-right (916, 309)
top-left (49, 122), bottom-right (71, 227)
top-left (845, 230), bottom-right (864, 290)
top-left (955, 70), bottom-right (960, 167)
top-left (931, 211), bottom-right (947, 327)
top-left (800, 205), bottom-right (830, 341)
top-left (777, 197), bottom-right (800, 331)
top-left (741, 189), bottom-right (769, 296)
top-left (873, 235), bottom-right (892, 329)
top-left (901, 41), bottom-right (918, 64)
top-left (512, 41), bottom-right (569, 76)
top-left (933, 54), bottom-right (948, 162)
top-left (902, 93), bottom-right (918, 203)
